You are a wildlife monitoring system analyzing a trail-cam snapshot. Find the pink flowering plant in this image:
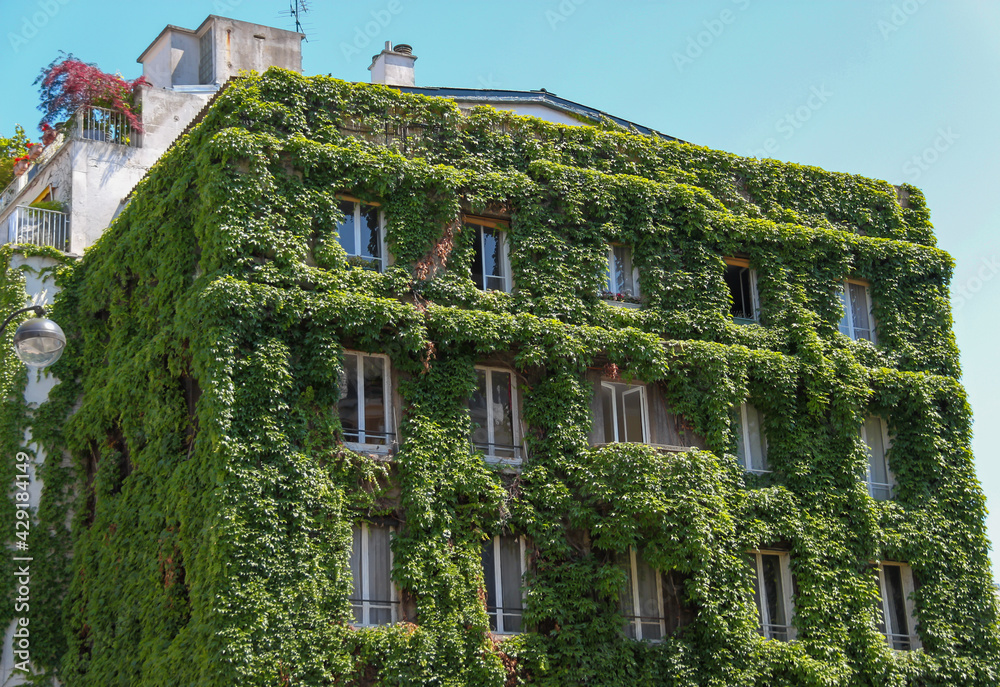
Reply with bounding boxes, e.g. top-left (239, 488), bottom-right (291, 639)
top-left (35, 52), bottom-right (149, 133)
